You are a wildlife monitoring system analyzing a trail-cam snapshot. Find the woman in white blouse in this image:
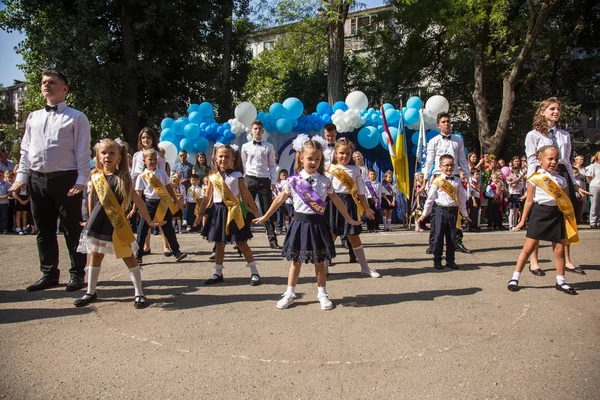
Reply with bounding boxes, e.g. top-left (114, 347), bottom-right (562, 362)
top-left (586, 151), bottom-right (600, 229)
top-left (524, 97), bottom-right (588, 275)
